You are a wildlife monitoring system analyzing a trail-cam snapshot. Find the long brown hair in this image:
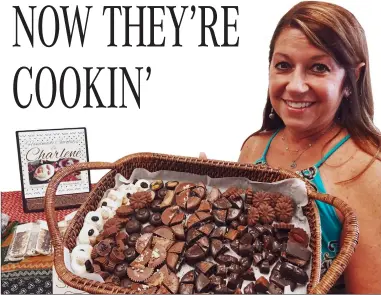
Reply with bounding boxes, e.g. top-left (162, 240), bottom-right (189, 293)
top-left (246, 1), bottom-right (381, 181)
